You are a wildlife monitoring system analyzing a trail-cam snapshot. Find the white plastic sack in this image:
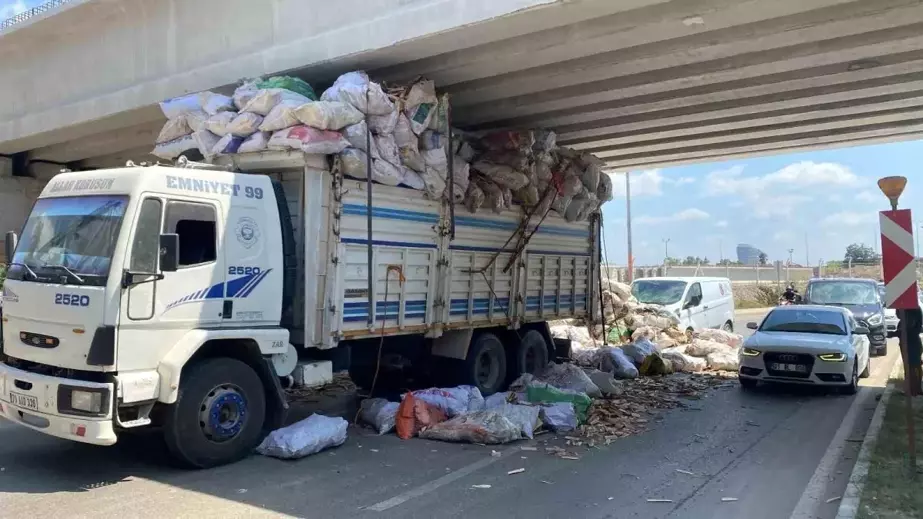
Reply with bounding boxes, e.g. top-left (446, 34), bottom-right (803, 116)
top-left (152, 134), bottom-right (197, 160)
top-left (159, 93), bottom-right (202, 119)
top-left (407, 386), bottom-right (483, 418)
top-left (515, 185), bottom-right (540, 207)
top-left (419, 130), bottom-right (447, 151)
top-left (268, 125), bottom-right (350, 155)
top-left (200, 92), bottom-right (235, 116)
top-left (233, 79), bottom-right (260, 111)
top-left (404, 80), bottom-right (437, 134)
top-left (368, 109), bottom-right (399, 134)
top-left (541, 362), bottom-right (601, 397)
top-left (243, 88), bottom-right (313, 116)
top-left (373, 159), bottom-right (404, 186)
top-left (359, 398), bottom-right (399, 435)
top-left (156, 116), bottom-right (192, 144)
top-left (294, 101), bottom-right (364, 131)
top-left (418, 411), bottom-right (520, 444)
top-left (473, 162), bottom-right (530, 190)
top-left (192, 130), bottom-right (221, 160)
top-left (184, 110), bottom-right (210, 133)
top-left (212, 134), bottom-right (245, 157)
top-left (342, 120), bottom-right (370, 151)
top-left (477, 178), bottom-right (505, 214)
top-left (485, 391), bottom-right (518, 409)
top-left (706, 350), bottom-right (739, 371)
top-left (226, 112), bottom-right (264, 137)
top-left (258, 100), bottom-right (302, 132)
top-left (686, 339), bottom-right (733, 358)
top-left (393, 114), bottom-right (416, 148)
top-left (421, 167), bottom-right (447, 200)
top-left (623, 337), bottom-right (657, 364)
top-left (372, 134), bottom-right (401, 167)
top-left (422, 148), bottom-right (448, 172)
top-left (401, 168), bottom-right (426, 191)
top-left (256, 414), bottom-right (348, 460)
top-left (238, 131), bottom-right (270, 153)
top-left (340, 148), bottom-right (370, 180)
top-left (540, 402), bottom-right (577, 432)
top-left (452, 159), bottom-right (471, 195)
top-left (491, 403), bottom-right (540, 439)
top-left (465, 182), bottom-right (485, 214)
top-left (322, 71), bottom-right (394, 116)
top-left (205, 111), bottom-right (238, 137)
top-left (662, 350), bottom-right (706, 373)
top-left (695, 329), bottom-right (743, 348)
top-left (597, 170), bottom-right (613, 202)
top-left (600, 347), bottom-right (639, 379)
top-left (400, 146), bottom-right (425, 173)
